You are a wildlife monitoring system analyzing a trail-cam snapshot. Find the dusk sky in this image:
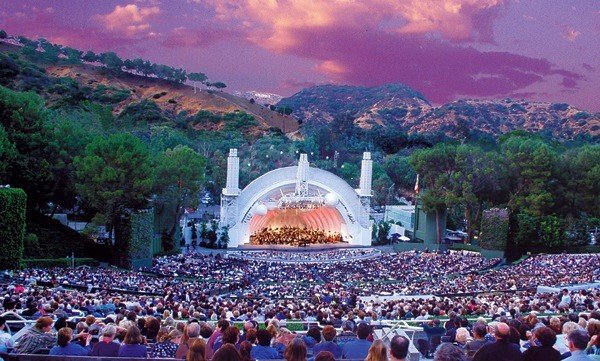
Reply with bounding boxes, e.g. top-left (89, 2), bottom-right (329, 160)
top-left (1, 0), bottom-right (598, 110)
